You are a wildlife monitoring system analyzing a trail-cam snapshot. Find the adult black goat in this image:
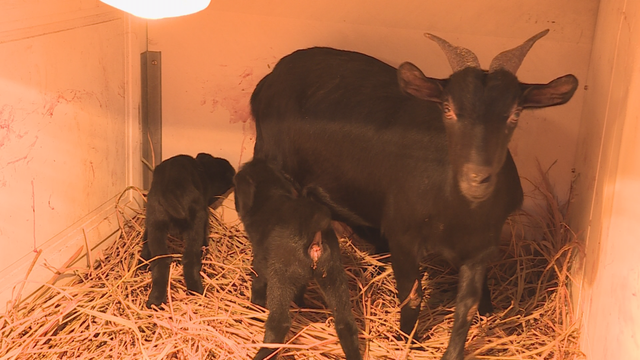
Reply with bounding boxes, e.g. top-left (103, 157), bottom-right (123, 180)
top-left (249, 30), bottom-right (578, 360)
